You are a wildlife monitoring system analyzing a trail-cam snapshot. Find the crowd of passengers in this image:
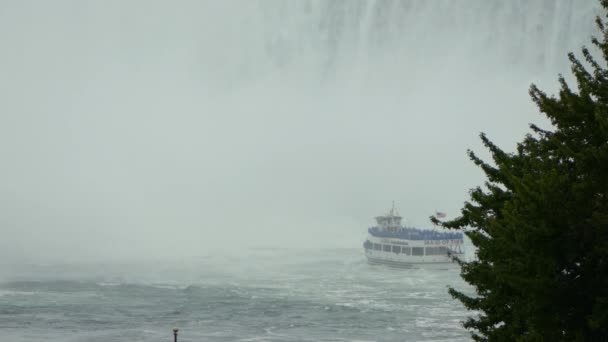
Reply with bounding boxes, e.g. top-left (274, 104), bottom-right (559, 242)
top-left (368, 226), bottom-right (463, 240)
